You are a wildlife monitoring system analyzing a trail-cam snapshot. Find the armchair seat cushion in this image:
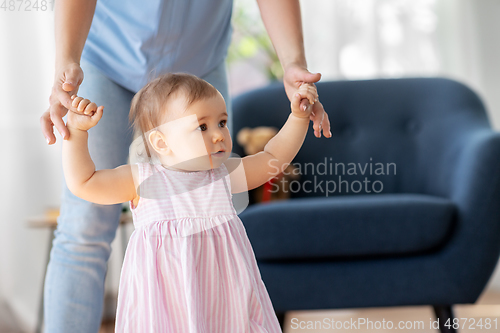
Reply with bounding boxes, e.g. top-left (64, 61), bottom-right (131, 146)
top-left (239, 193), bottom-right (456, 260)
